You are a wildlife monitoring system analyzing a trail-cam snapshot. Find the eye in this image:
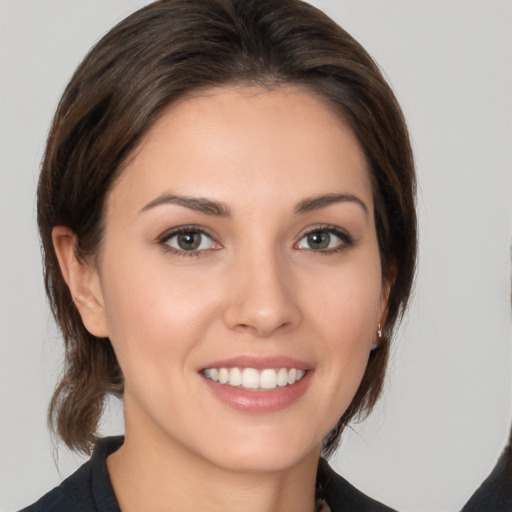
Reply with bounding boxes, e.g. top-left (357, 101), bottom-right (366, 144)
top-left (159, 227), bottom-right (220, 254)
top-left (295, 227), bottom-right (352, 252)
